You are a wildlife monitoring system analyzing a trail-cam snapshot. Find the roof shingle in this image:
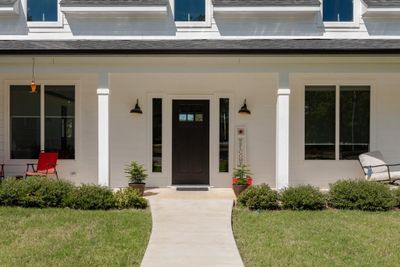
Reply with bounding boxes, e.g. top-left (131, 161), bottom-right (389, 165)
top-left (364, 0), bottom-right (400, 7)
top-left (60, 0), bottom-right (167, 7)
top-left (212, 0), bottom-right (321, 6)
top-left (0, 0), bottom-right (17, 7)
